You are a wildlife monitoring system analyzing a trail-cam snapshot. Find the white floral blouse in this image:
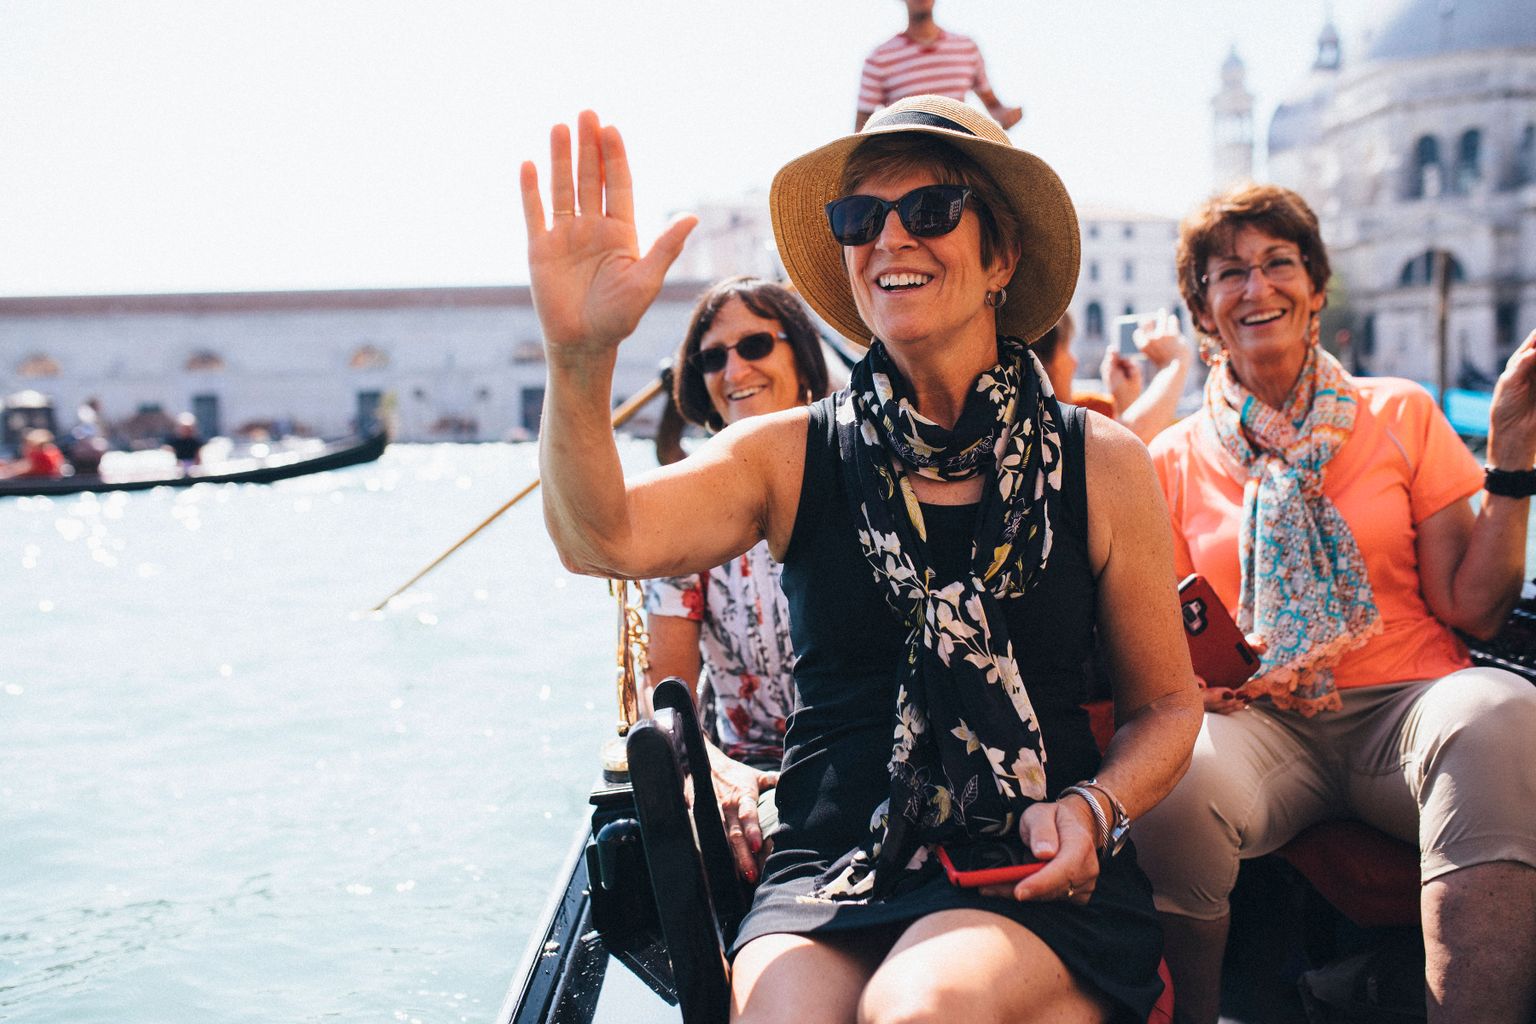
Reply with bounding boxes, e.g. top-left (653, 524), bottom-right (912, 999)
top-left (643, 540), bottom-right (795, 769)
